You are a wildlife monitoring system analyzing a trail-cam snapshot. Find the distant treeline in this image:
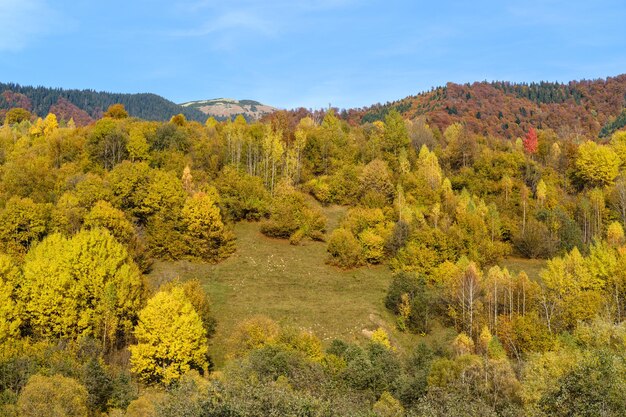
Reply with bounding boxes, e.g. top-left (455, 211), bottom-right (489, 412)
top-left (0, 82), bottom-right (207, 123)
